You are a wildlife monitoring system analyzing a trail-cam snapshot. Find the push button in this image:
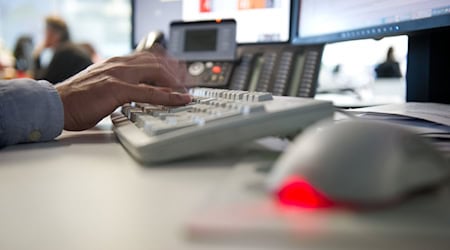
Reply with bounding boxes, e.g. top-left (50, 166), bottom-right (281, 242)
top-left (212, 65), bottom-right (222, 74)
